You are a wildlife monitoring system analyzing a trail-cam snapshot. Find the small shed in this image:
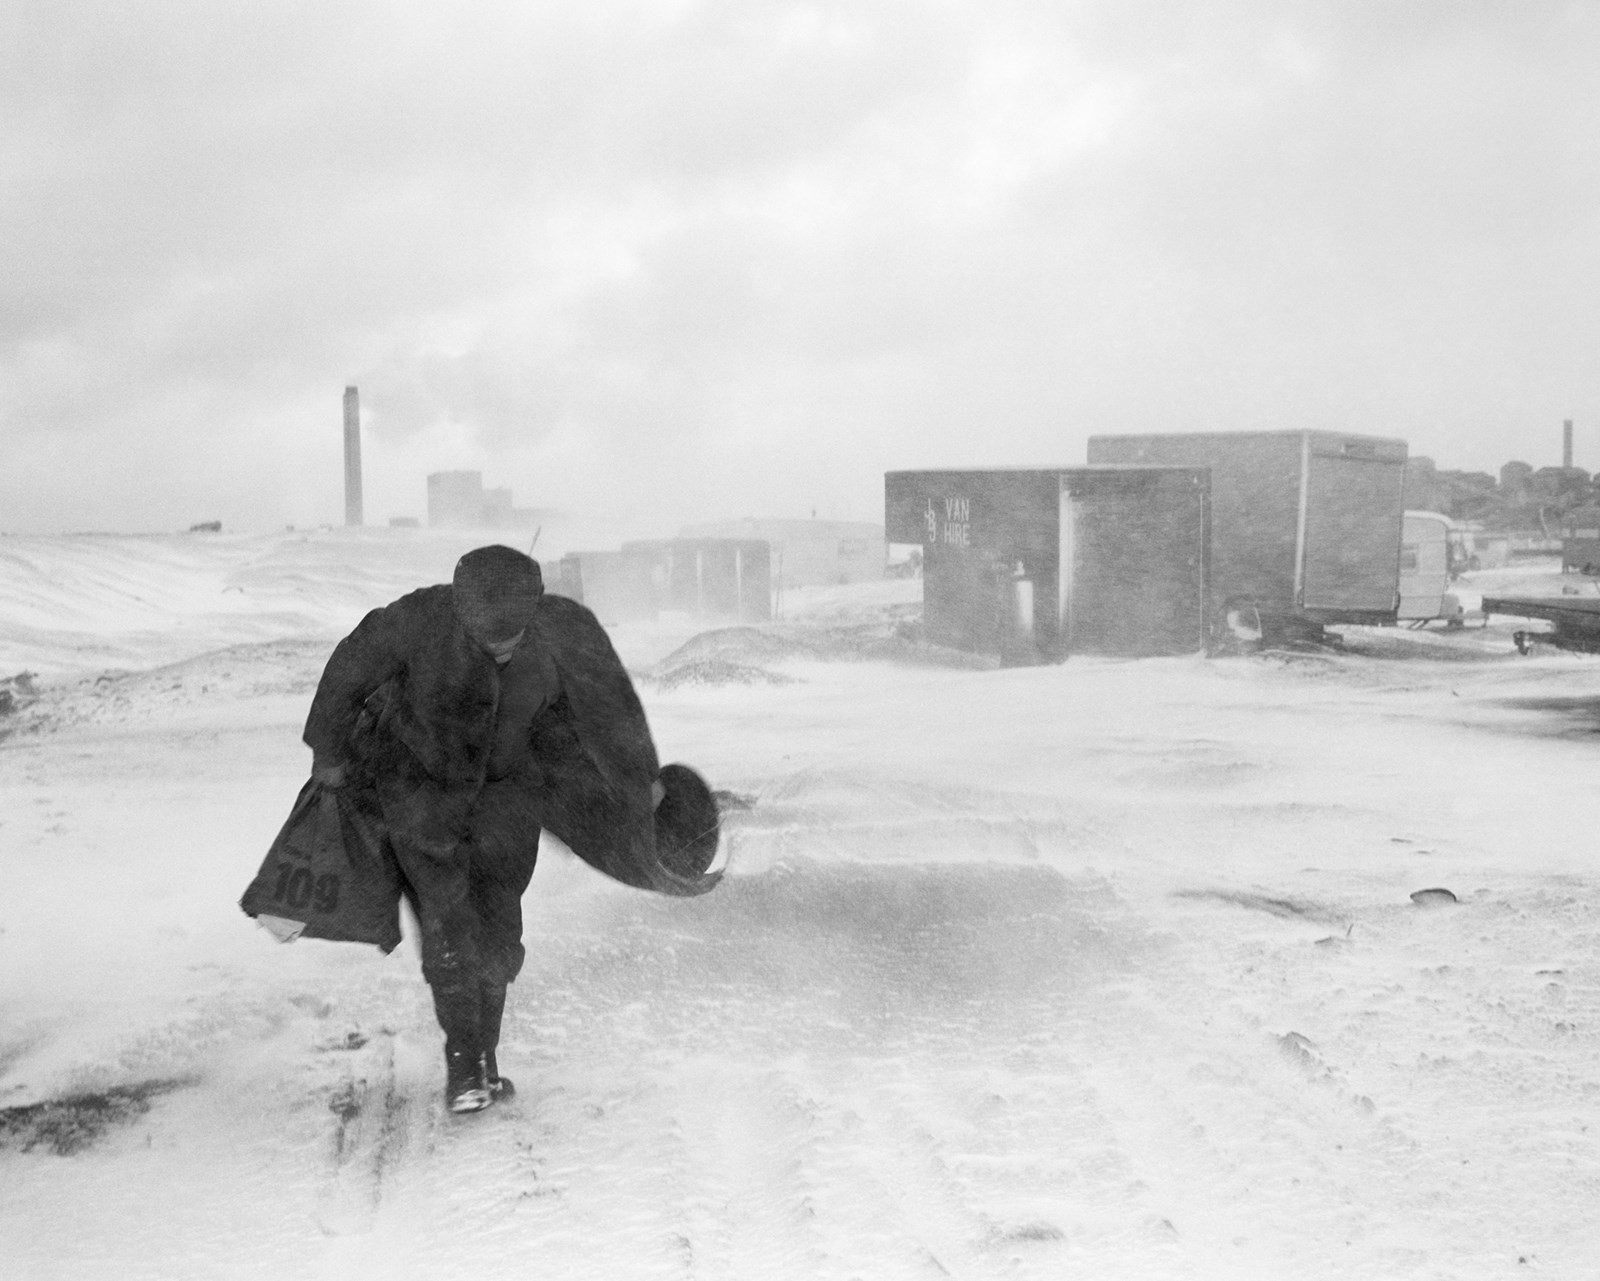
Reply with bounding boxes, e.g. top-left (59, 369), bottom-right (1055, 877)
top-left (676, 519), bottom-right (885, 586)
top-left (884, 466), bottom-right (1210, 662)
